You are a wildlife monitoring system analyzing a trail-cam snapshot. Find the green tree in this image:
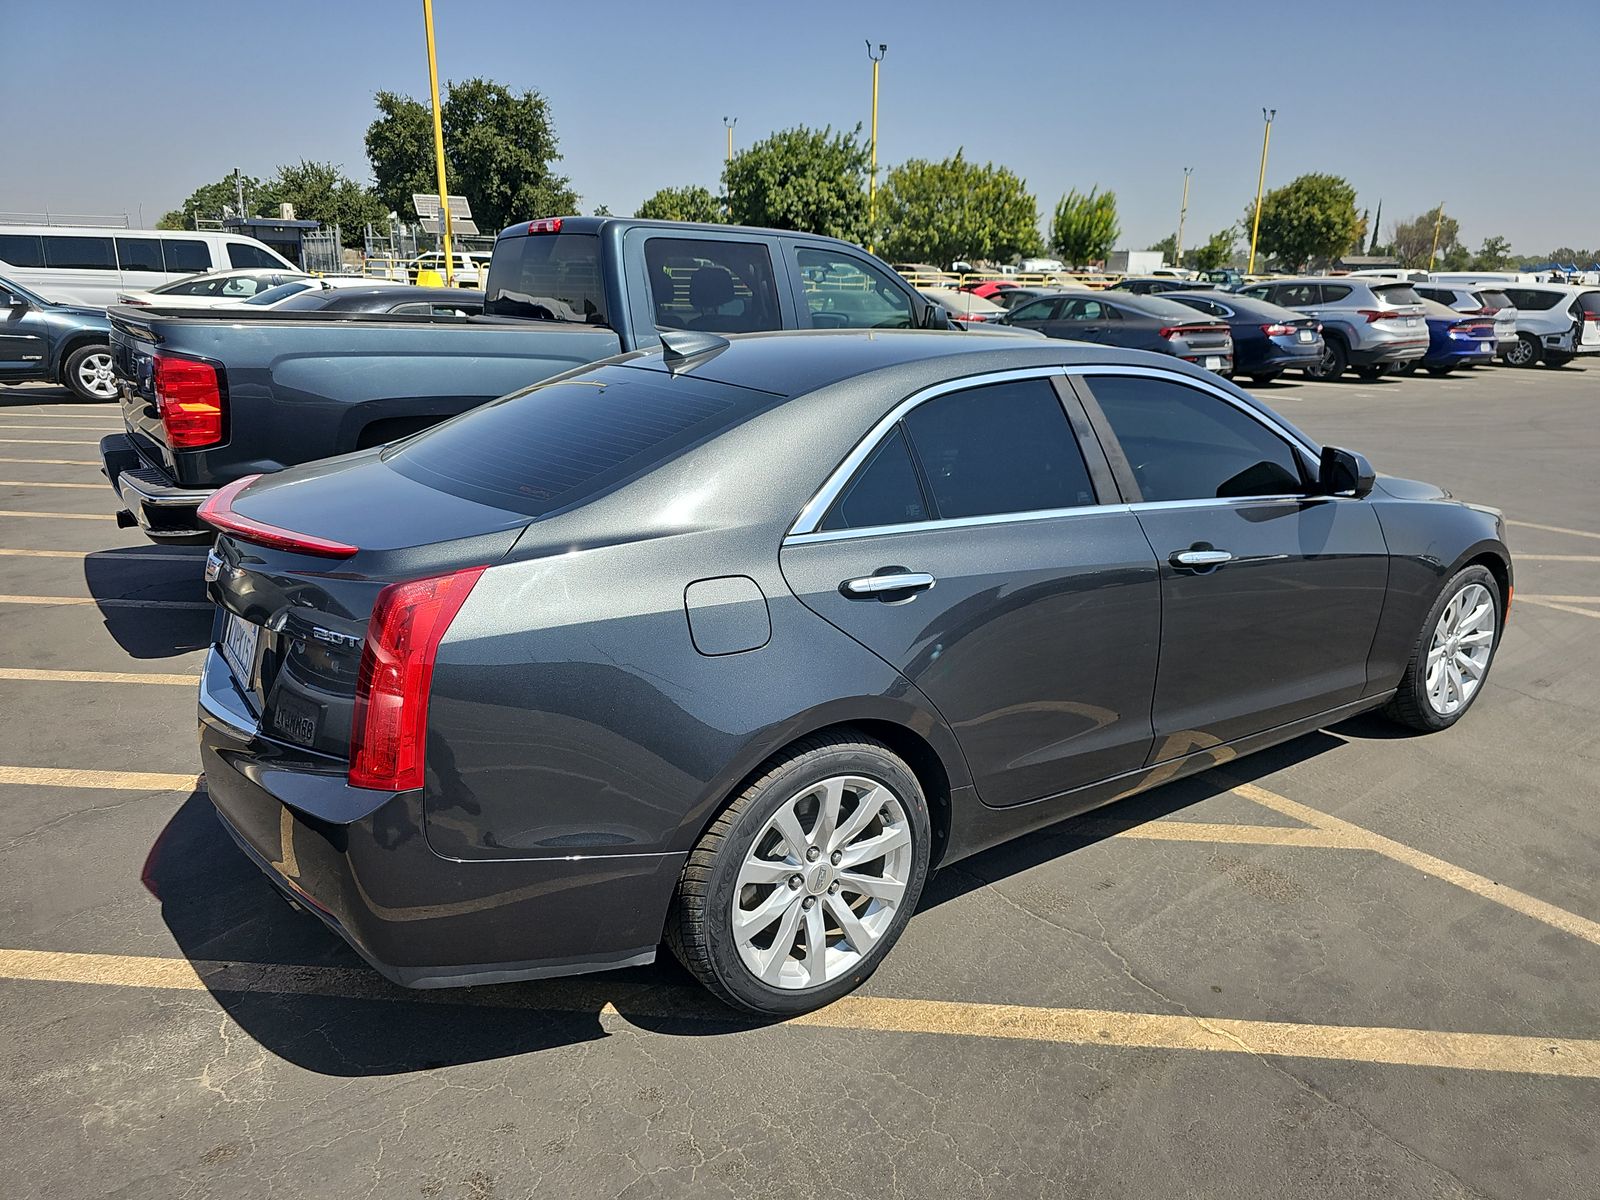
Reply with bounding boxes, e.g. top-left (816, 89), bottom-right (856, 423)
top-left (1390, 206), bottom-right (1461, 269)
top-left (365, 78), bottom-right (578, 233)
top-left (1474, 236), bottom-right (1513, 270)
top-left (157, 171), bottom-right (270, 229)
top-left (876, 152), bottom-right (1041, 266)
top-left (1147, 233), bottom-right (1178, 260)
top-left (1188, 228), bottom-right (1238, 272)
top-left (1244, 173), bottom-right (1360, 270)
top-left (260, 161), bottom-right (386, 247)
top-left (722, 125), bottom-right (870, 241)
top-left (1049, 187), bottom-right (1120, 267)
top-left (634, 185), bottom-right (723, 223)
